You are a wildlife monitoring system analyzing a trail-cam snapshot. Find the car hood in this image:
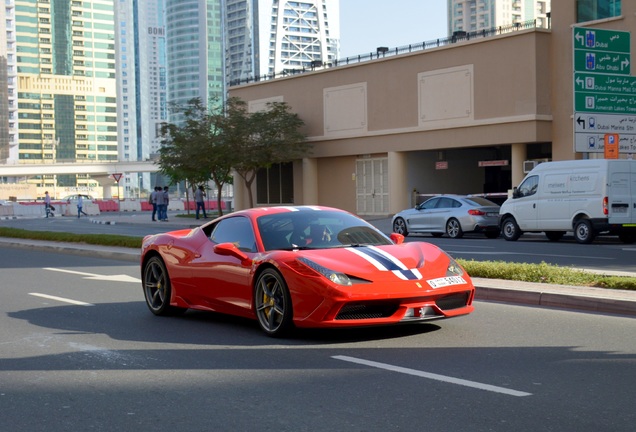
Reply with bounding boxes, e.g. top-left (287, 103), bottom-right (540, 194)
top-left (291, 242), bottom-right (450, 281)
